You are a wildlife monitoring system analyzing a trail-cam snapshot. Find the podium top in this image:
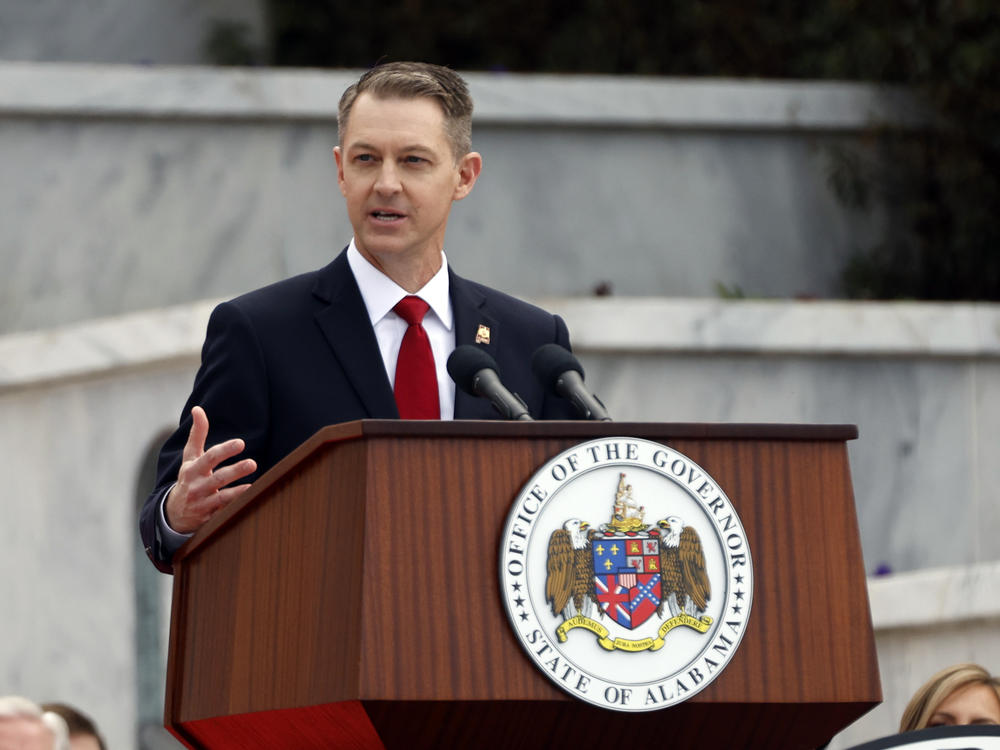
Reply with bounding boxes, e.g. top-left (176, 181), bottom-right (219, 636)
top-left (308, 419), bottom-right (858, 442)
